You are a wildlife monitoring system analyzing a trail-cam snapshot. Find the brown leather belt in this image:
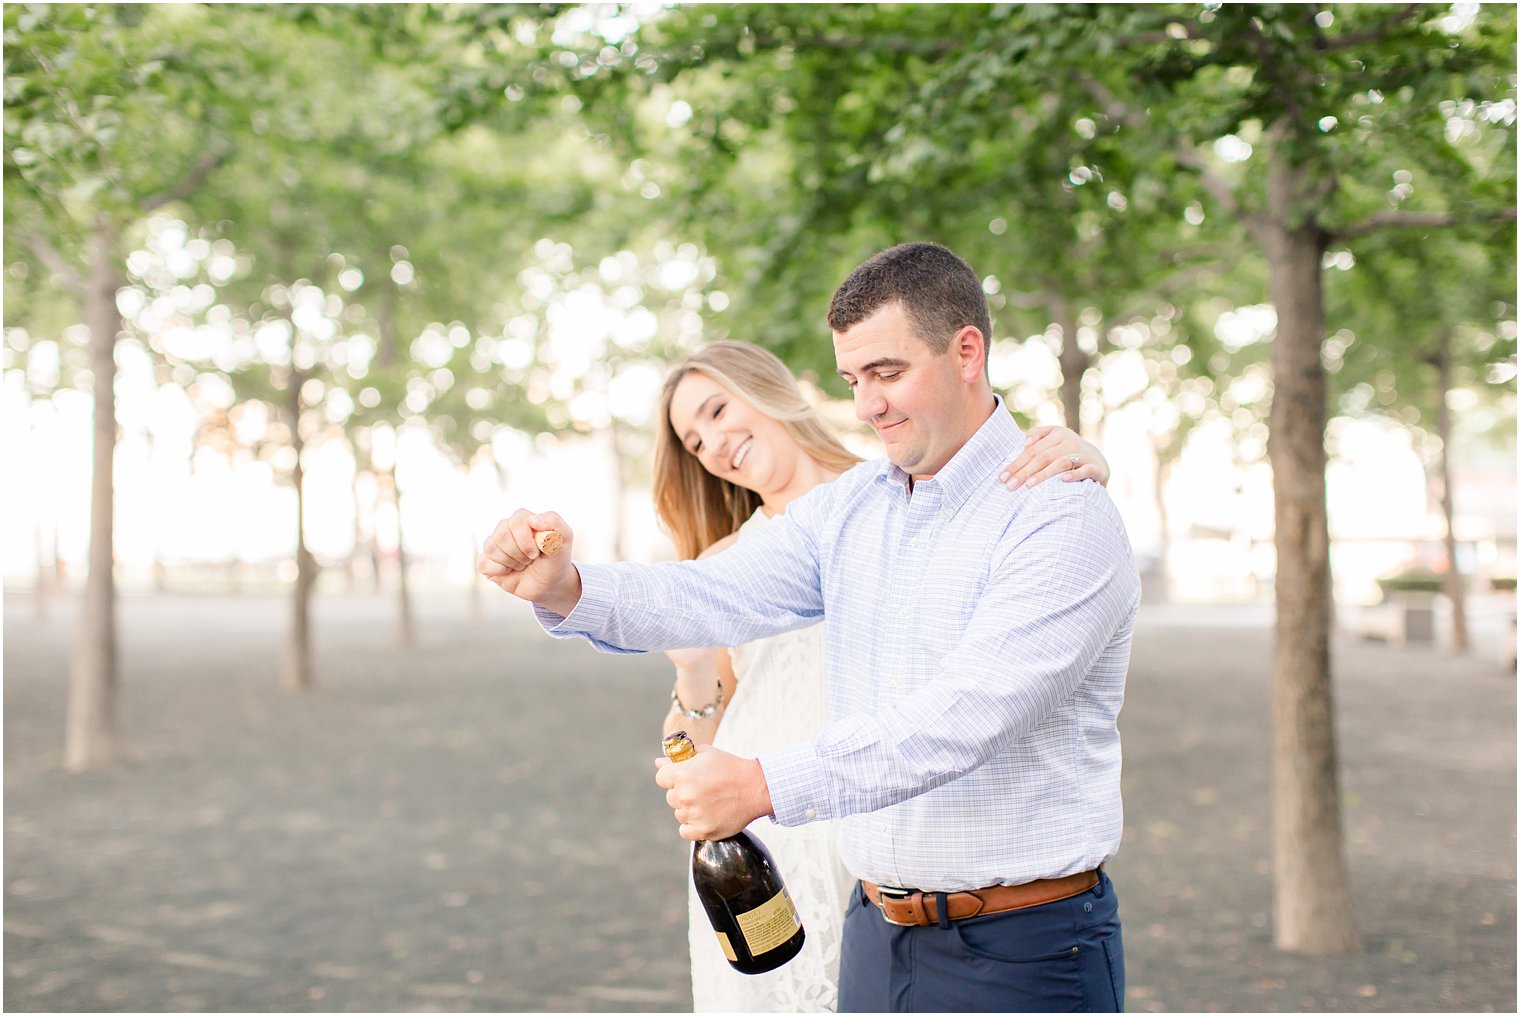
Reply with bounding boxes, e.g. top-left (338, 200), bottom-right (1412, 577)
top-left (862, 869), bottom-right (1100, 927)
